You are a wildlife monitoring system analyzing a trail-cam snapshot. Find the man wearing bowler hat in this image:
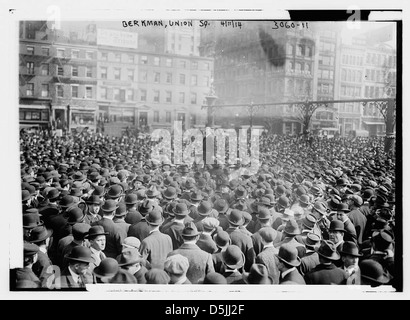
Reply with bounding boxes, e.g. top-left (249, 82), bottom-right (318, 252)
top-left (15, 243), bottom-right (41, 288)
top-left (139, 209), bottom-right (173, 270)
top-left (347, 195), bottom-right (367, 246)
top-left (91, 199), bottom-right (126, 259)
top-left (277, 243), bottom-right (305, 284)
top-left (220, 244), bottom-right (246, 284)
top-left (226, 209), bottom-right (255, 272)
top-left (83, 195), bottom-right (102, 225)
top-left (255, 227), bottom-right (280, 284)
top-left (242, 263), bottom-right (273, 284)
top-left (298, 233), bottom-right (321, 276)
top-left (86, 225), bottom-right (109, 272)
top-left (274, 219), bottom-right (306, 258)
top-left (334, 202), bottom-right (357, 244)
top-left (127, 199), bottom-right (155, 241)
top-left (167, 222), bottom-right (214, 284)
top-left (58, 246), bottom-right (95, 288)
top-left (163, 202), bottom-right (191, 250)
top-left (212, 229), bottom-right (231, 273)
top-left (93, 257), bottom-right (137, 284)
top-left (117, 248), bottom-right (148, 284)
top-left (304, 240), bottom-right (347, 285)
top-left (339, 241), bottom-right (362, 285)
